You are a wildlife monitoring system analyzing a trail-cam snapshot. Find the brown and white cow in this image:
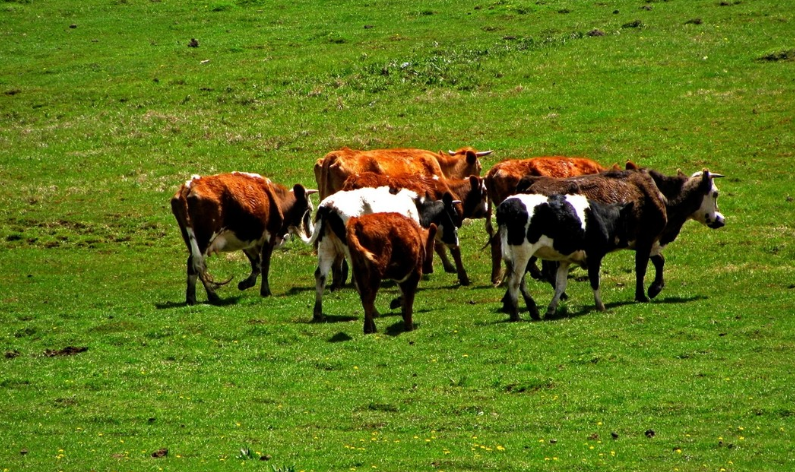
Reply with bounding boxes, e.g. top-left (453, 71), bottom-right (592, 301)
top-left (484, 156), bottom-right (612, 285)
top-left (514, 168), bottom-right (725, 304)
top-left (171, 172), bottom-right (316, 305)
top-left (314, 146), bottom-right (492, 200)
top-left (341, 172), bottom-right (488, 285)
top-left (346, 212), bottom-right (437, 334)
